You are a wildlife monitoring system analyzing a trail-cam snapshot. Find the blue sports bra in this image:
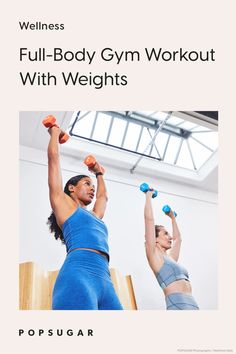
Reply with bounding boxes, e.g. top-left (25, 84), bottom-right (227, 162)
top-left (62, 207), bottom-right (109, 259)
top-left (156, 255), bottom-right (189, 289)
